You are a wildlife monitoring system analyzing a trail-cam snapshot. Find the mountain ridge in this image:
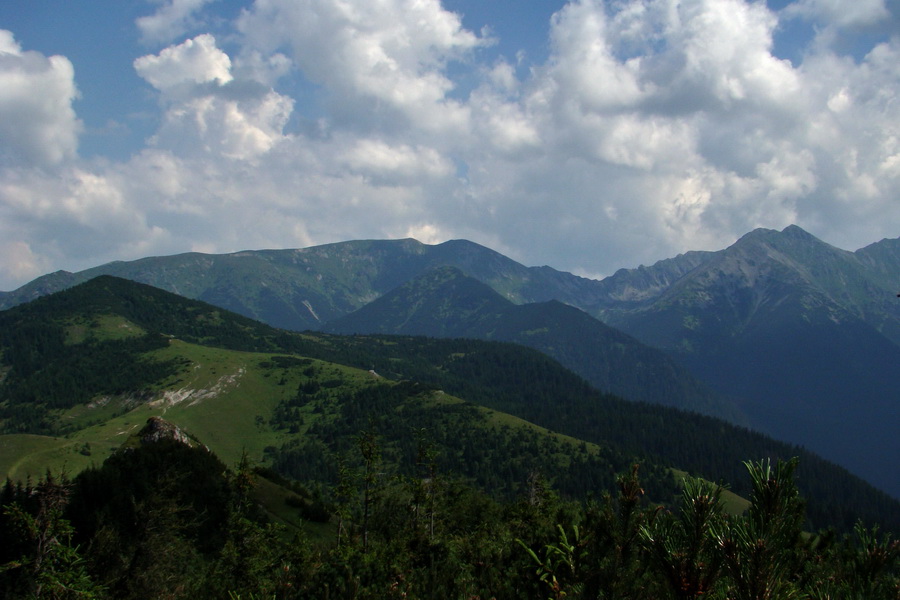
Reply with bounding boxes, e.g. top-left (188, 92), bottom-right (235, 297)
top-left (596, 227), bottom-right (900, 496)
top-left (2, 225), bottom-right (899, 497)
top-left (326, 265), bottom-right (744, 423)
